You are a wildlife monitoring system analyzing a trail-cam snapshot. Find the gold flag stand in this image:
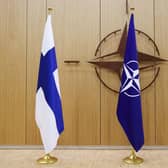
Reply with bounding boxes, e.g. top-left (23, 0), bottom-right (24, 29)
top-left (37, 154), bottom-right (58, 164)
top-left (123, 150), bottom-right (144, 165)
